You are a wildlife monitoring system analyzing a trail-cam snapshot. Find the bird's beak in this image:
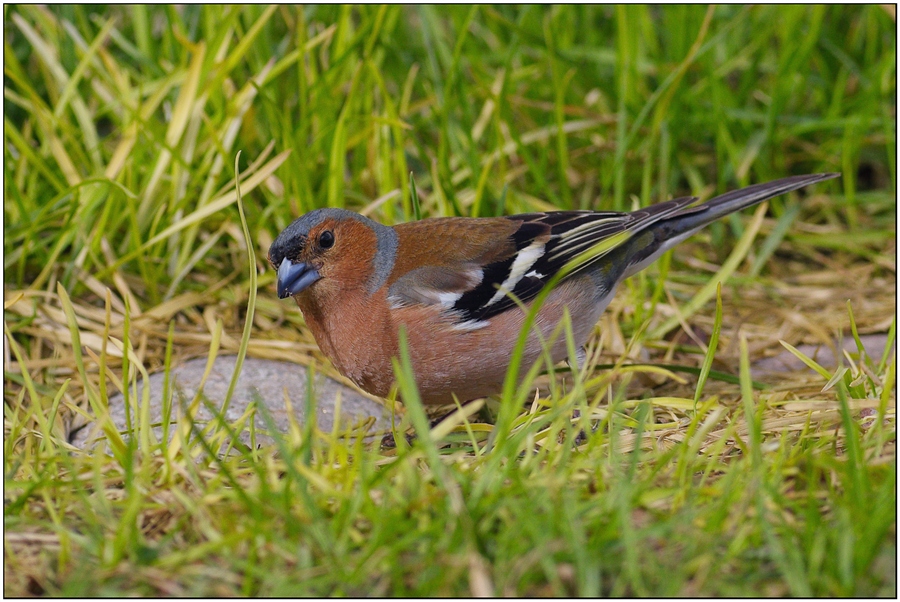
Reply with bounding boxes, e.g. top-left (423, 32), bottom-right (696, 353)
top-left (276, 258), bottom-right (321, 299)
